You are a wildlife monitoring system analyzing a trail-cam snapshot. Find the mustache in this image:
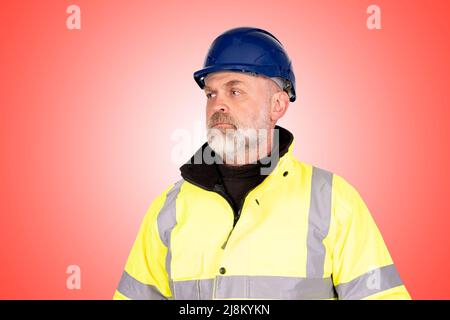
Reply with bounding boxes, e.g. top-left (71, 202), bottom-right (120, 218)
top-left (208, 112), bottom-right (237, 128)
